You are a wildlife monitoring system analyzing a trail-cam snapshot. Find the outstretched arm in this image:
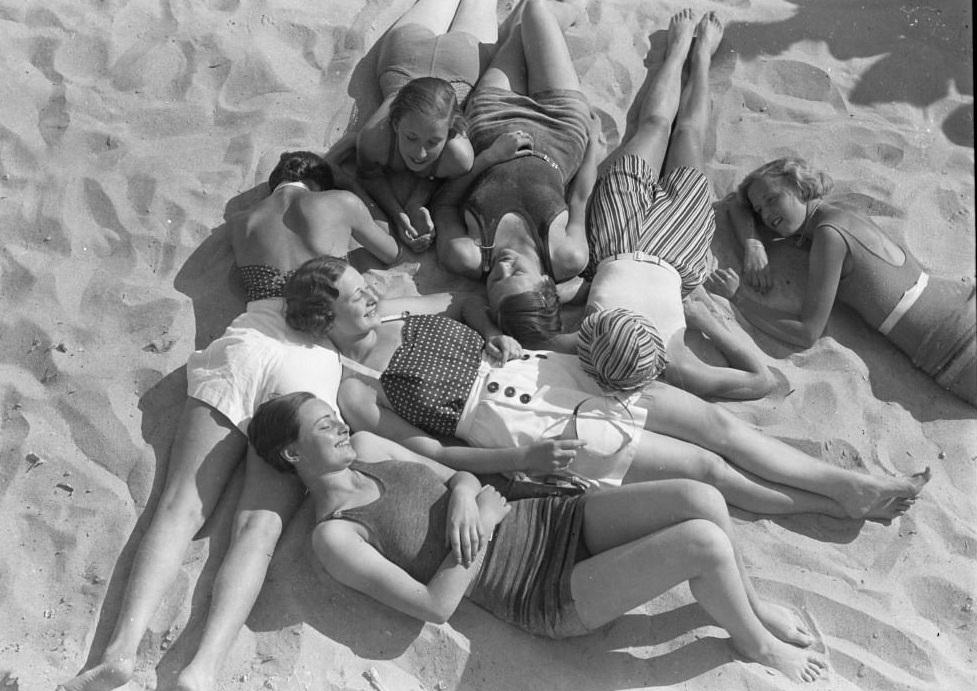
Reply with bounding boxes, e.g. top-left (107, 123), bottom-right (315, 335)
top-left (706, 226), bottom-right (847, 347)
top-left (339, 378), bottom-right (585, 476)
top-left (665, 289), bottom-right (777, 400)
